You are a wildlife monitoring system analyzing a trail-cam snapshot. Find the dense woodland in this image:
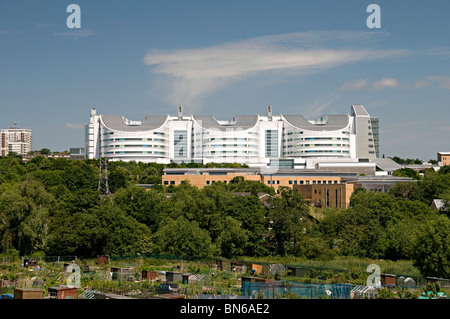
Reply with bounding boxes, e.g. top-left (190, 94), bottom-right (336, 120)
top-left (0, 155), bottom-right (449, 278)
